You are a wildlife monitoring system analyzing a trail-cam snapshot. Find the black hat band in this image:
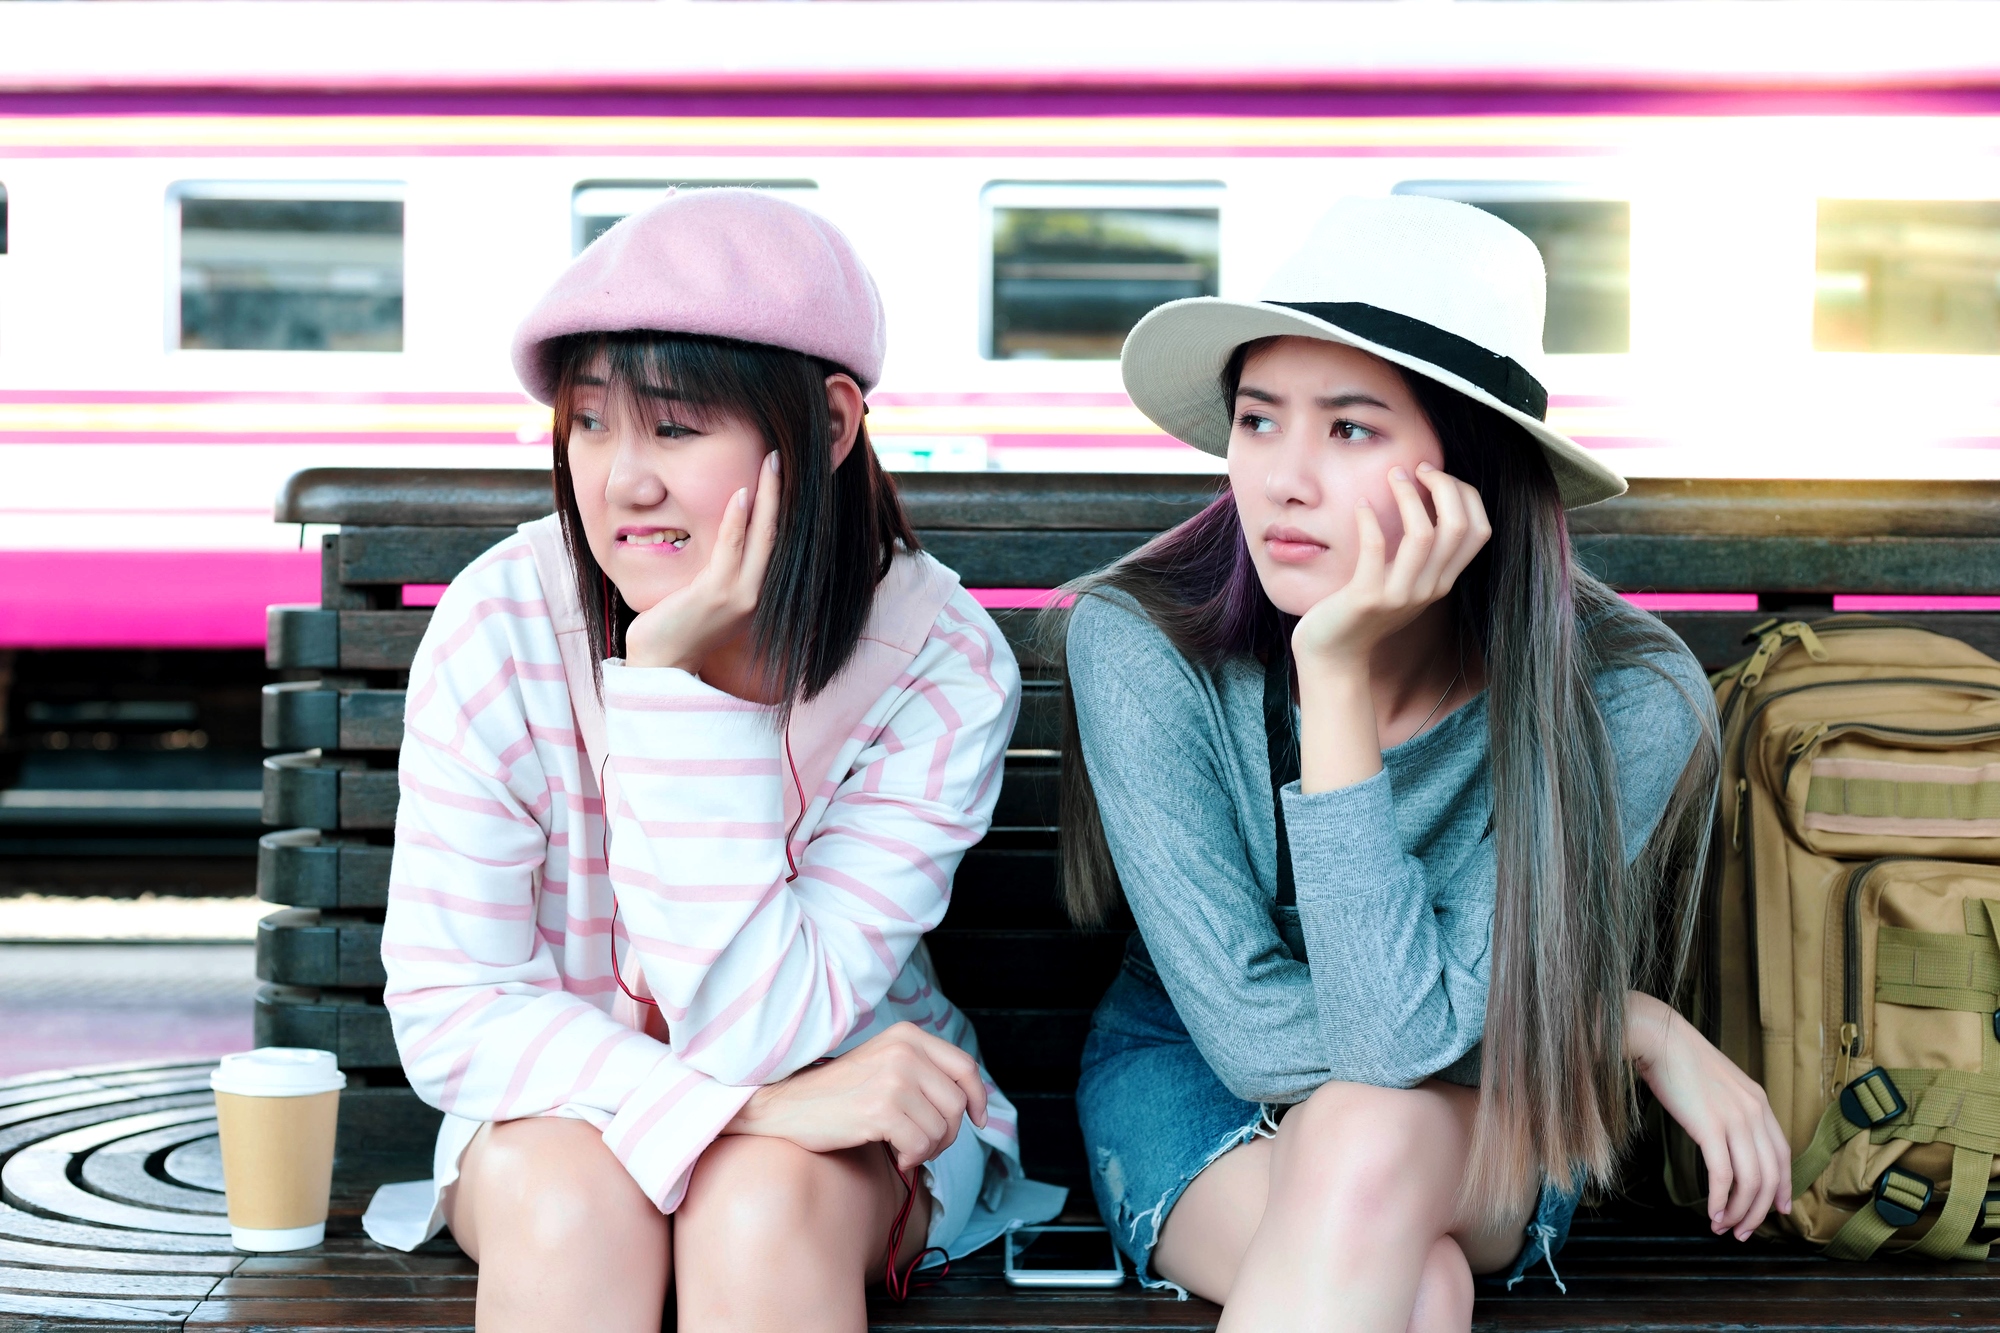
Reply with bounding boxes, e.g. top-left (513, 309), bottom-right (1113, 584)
top-left (1266, 301), bottom-right (1549, 422)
